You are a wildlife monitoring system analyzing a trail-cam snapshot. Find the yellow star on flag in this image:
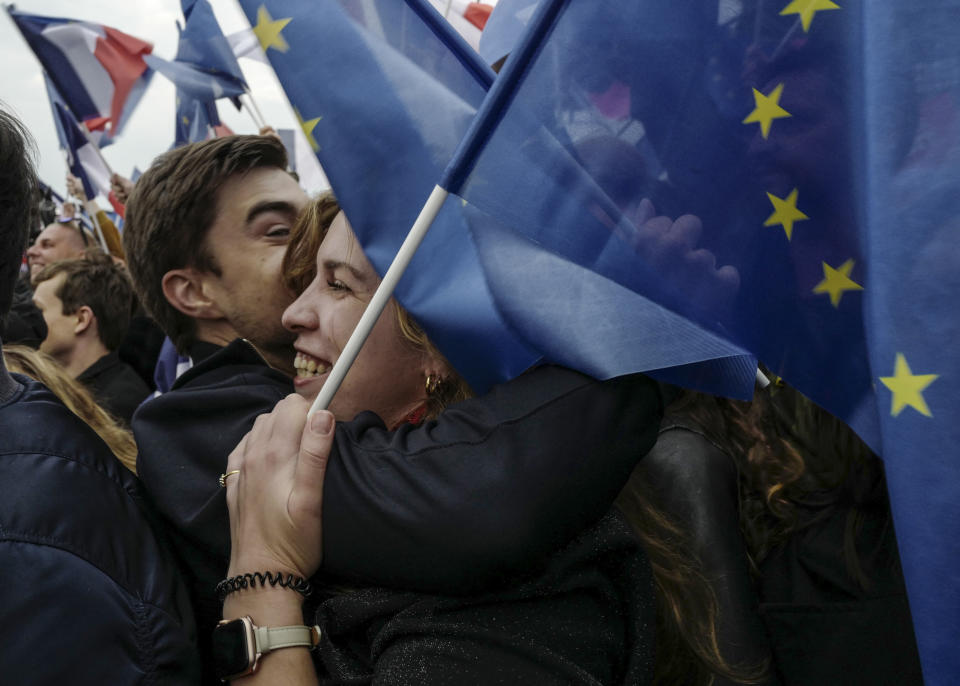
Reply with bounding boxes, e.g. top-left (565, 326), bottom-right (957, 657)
top-left (764, 188), bottom-right (808, 240)
top-left (295, 107), bottom-right (322, 152)
top-left (812, 259), bottom-right (863, 307)
top-left (879, 353), bottom-right (938, 417)
top-left (743, 83), bottom-right (791, 139)
top-left (253, 5), bottom-right (292, 53)
top-left (780, 0), bottom-right (841, 32)
top-left (181, 116), bottom-right (190, 126)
